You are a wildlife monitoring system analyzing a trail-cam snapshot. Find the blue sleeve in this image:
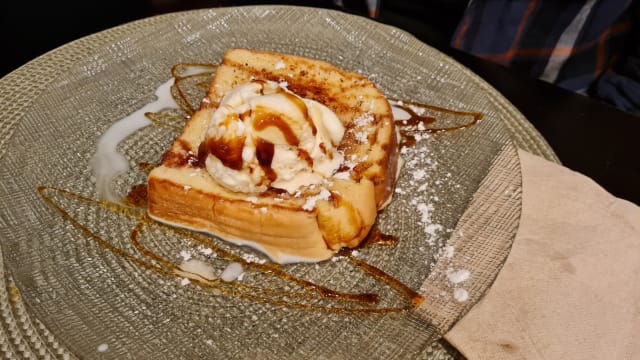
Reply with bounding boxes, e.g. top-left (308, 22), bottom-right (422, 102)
top-left (592, 14), bottom-right (640, 115)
